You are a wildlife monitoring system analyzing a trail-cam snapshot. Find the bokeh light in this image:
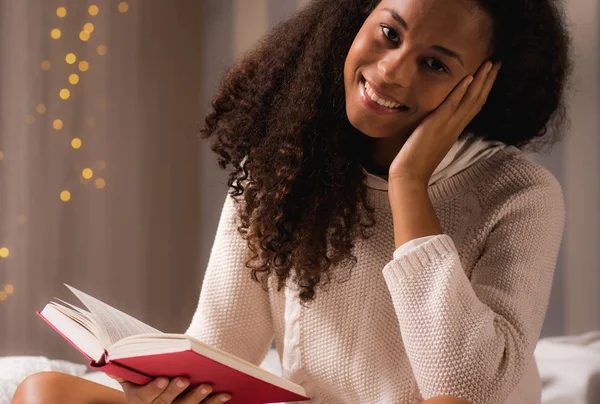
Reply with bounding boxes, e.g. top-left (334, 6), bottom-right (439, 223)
top-left (82, 168), bottom-right (94, 179)
top-left (78, 61), bottom-right (89, 72)
top-left (41, 60), bottom-right (51, 70)
top-left (36, 104), bottom-right (47, 114)
top-left (84, 22), bottom-right (95, 33)
top-left (118, 2), bottom-right (129, 13)
top-left (65, 53), bottom-right (77, 64)
top-left (88, 5), bottom-right (99, 16)
top-left (59, 89), bottom-right (71, 100)
top-left (5, 284), bottom-right (14, 294)
top-left (79, 31), bottom-right (90, 41)
top-left (0, 248), bottom-right (9, 258)
top-left (97, 45), bottom-right (107, 56)
top-left (69, 74), bottom-right (79, 85)
top-left (95, 178), bottom-right (106, 189)
top-left (53, 119), bottom-right (63, 130)
top-left (60, 190), bottom-right (71, 202)
top-left (51, 29), bottom-right (61, 39)
top-left (56, 7), bottom-right (67, 18)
